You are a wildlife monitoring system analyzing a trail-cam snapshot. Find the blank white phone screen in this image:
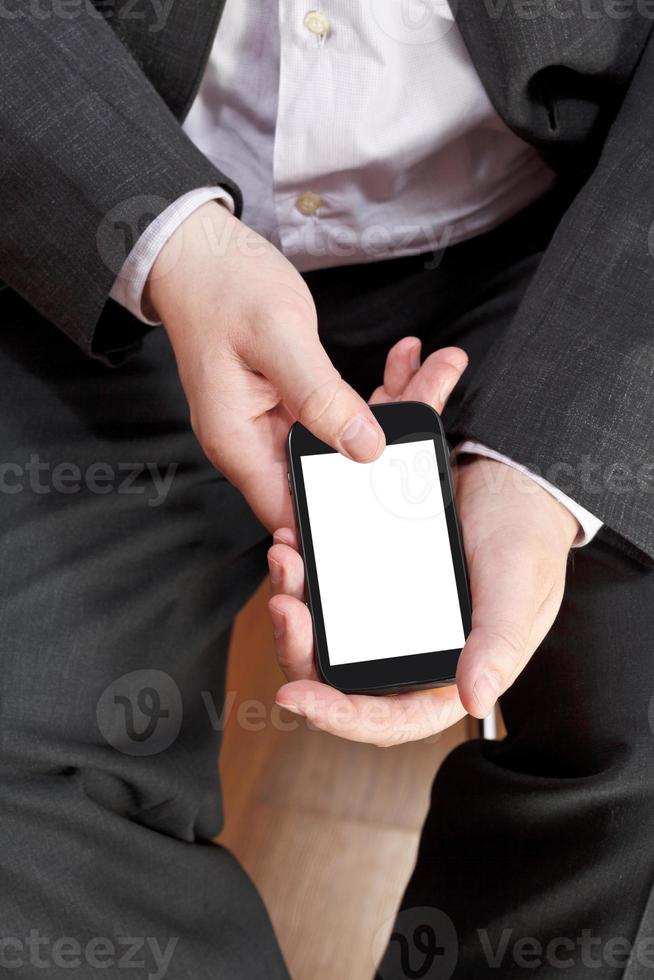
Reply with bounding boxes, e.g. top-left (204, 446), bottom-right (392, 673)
top-left (300, 439), bottom-right (465, 666)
